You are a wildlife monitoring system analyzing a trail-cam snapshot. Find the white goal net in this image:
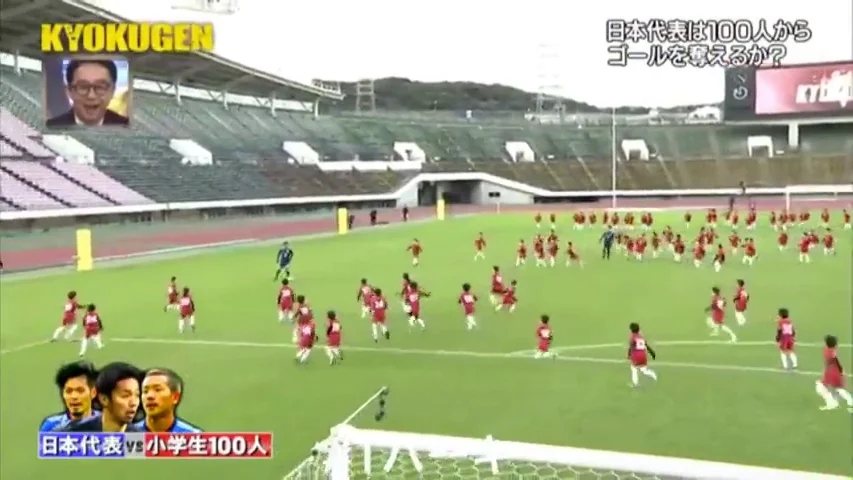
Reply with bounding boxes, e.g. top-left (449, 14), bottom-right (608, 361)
top-left (284, 424), bottom-right (847, 480)
top-left (283, 389), bottom-right (846, 480)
